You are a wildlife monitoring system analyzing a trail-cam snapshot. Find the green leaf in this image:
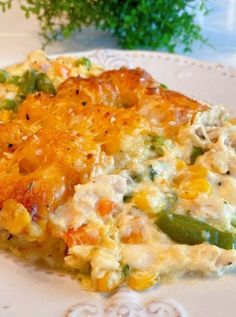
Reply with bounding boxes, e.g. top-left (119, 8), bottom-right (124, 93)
top-left (0, 0), bottom-right (209, 52)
